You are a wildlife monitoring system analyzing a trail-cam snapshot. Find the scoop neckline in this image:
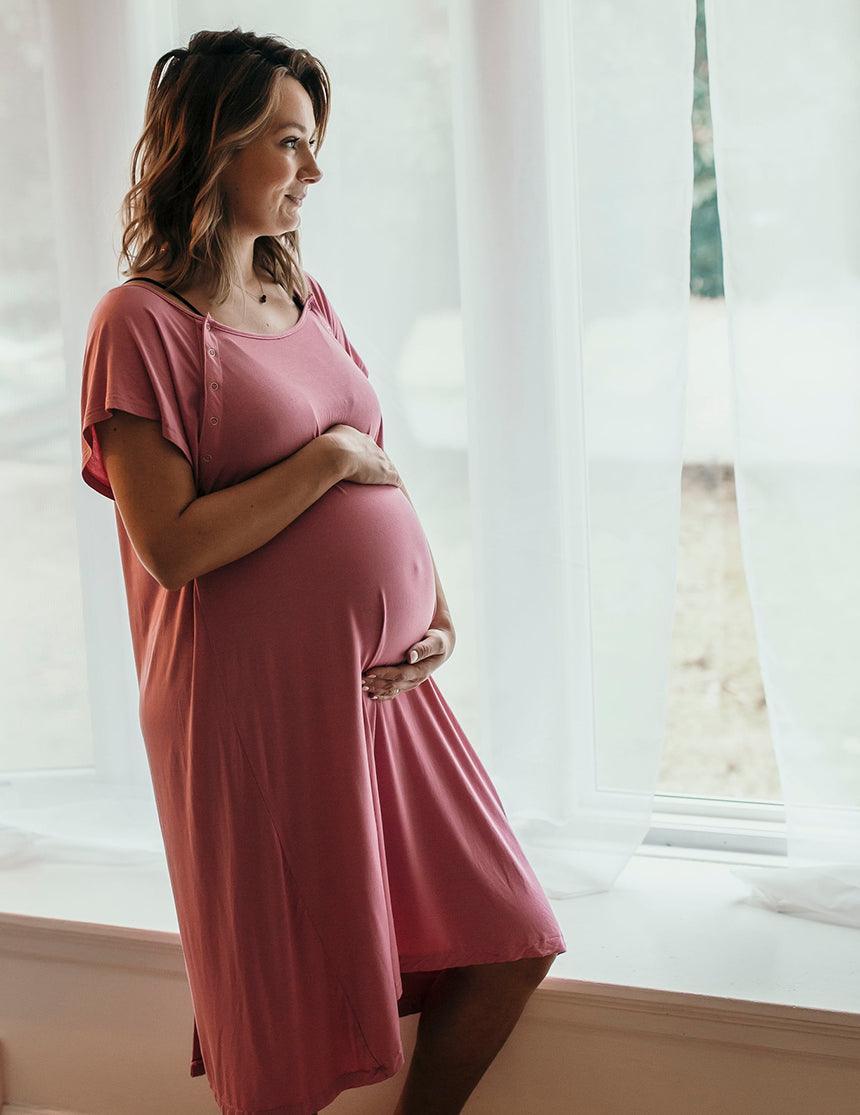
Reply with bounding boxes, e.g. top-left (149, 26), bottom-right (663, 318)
top-left (123, 279), bottom-right (314, 340)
